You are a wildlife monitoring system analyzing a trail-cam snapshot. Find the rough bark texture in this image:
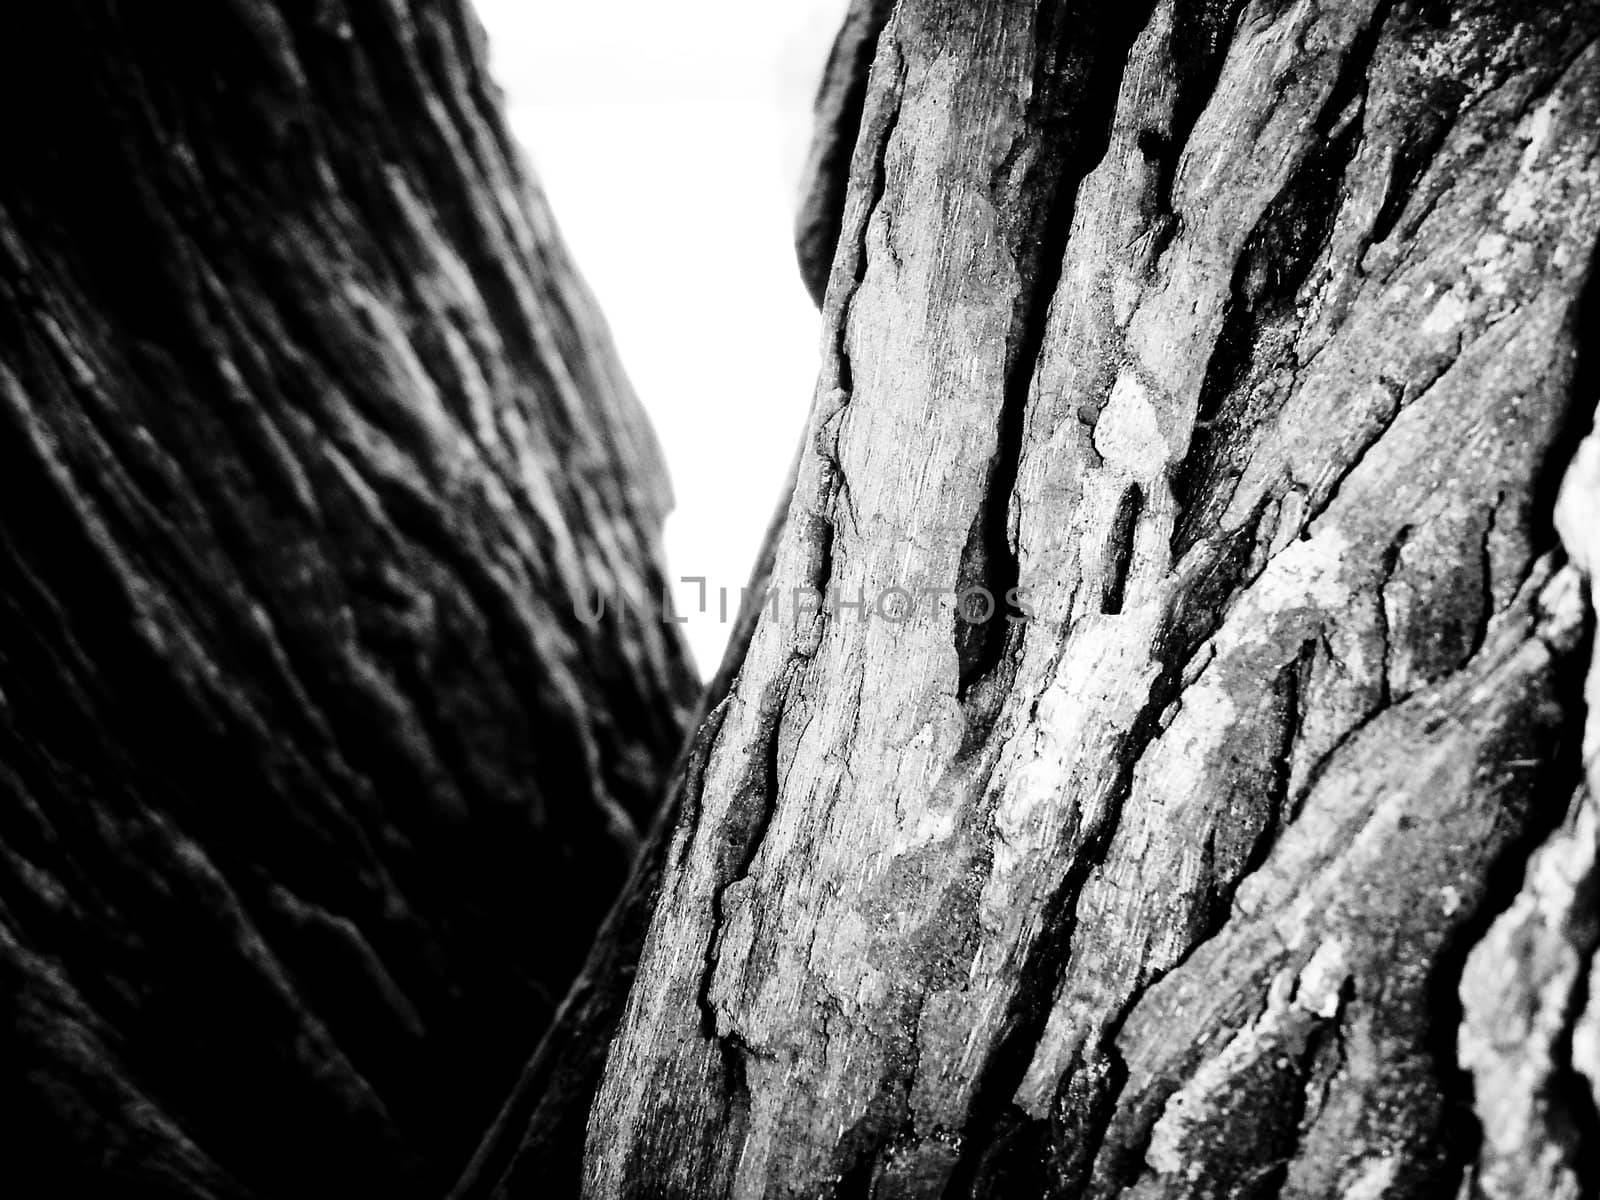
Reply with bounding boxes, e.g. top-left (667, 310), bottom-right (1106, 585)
top-left (1454, 426), bottom-right (1600, 1200)
top-left (0, 3), bottom-right (695, 1196)
top-left (587, 1), bottom-right (1600, 1197)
